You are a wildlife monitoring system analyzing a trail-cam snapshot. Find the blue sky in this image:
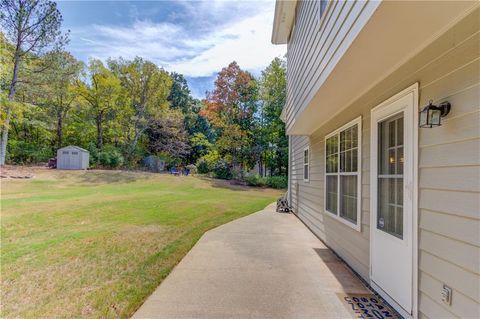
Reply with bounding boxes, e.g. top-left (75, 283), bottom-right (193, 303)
top-left (56, 0), bottom-right (286, 98)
